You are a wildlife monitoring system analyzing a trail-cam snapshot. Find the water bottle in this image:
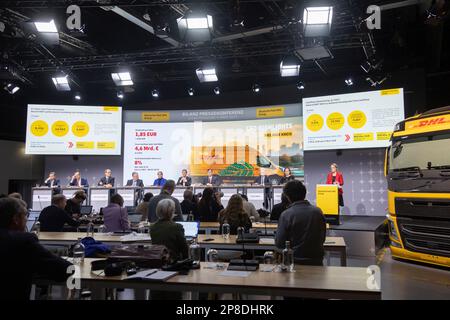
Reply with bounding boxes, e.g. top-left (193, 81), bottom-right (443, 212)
top-left (237, 226), bottom-right (244, 239)
top-left (189, 239), bottom-right (201, 266)
top-left (86, 221), bottom-right (94, 237)
top-left (222, 220), bottom-right (230, 240)
top-left (73, 238), bottom-right (85, 265)
top-left (33, 221), bottom-right (40, 236)
top-left (282, 241), bottom-right (294, 272)
top-left (206, 248), bottom-right (219, 269)
top-left (98, 224), bottom-right (106, 233)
